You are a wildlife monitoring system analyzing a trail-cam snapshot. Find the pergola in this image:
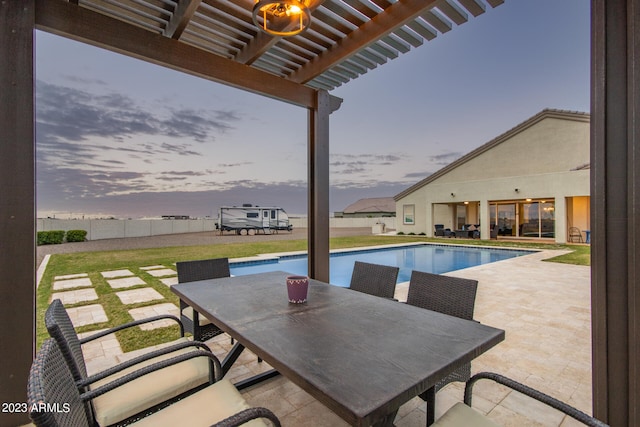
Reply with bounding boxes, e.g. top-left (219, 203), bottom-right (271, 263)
top-left (1, 1), bottom-right (638, 426)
